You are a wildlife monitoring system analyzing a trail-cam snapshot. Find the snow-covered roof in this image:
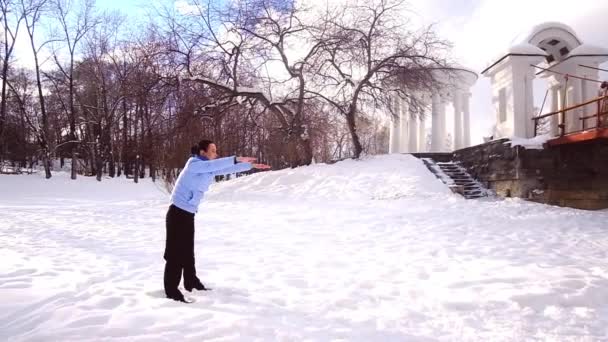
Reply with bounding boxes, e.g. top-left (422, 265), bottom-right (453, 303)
top-left (507, 43), bottom-right (548, 56)
top-left (481, 44), bottom-right (548, 75)
top-left (431, 67), bottom-right (478, 90)
top-left (509, 22), bottom-right (581, 47)
top-left (568, 44), bottom-right (608, 57)
top-left (452, 67), bottom-right (479, 88)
